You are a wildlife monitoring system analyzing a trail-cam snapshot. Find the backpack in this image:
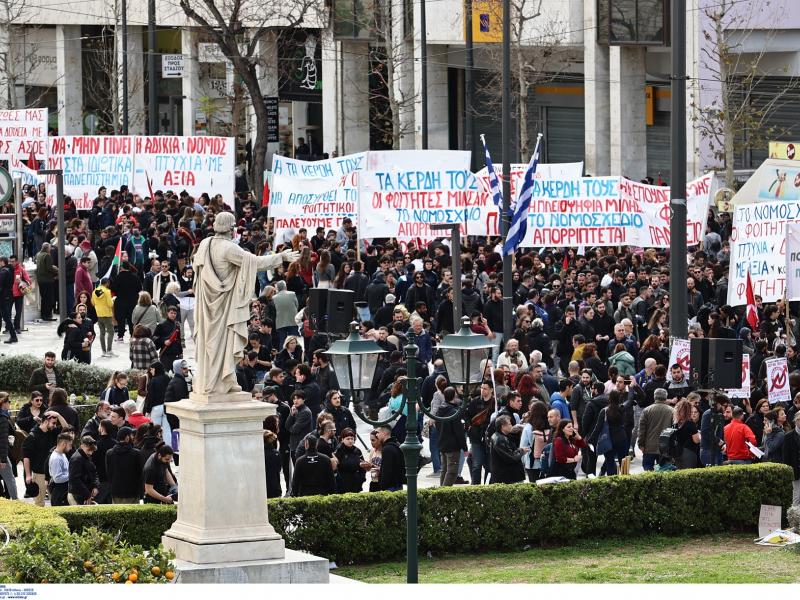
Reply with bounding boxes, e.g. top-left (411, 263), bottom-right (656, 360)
top-left (539, 441), bottom-right (555, 478)
top-left (658, 426), bottom-right (682, 459)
